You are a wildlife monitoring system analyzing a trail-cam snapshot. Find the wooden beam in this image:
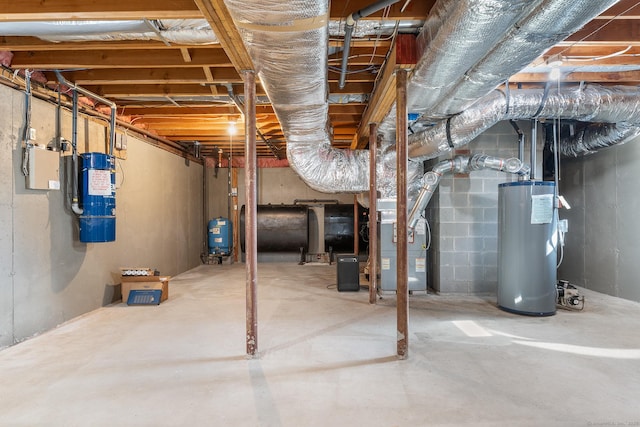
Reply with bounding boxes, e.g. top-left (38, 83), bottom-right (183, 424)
top-left (511, 70), bottom-right (640, 84)
top-left (329, 39), bottom-right (392, 49)
top-left (83, 84), bottom-right (267, 97)
top-left (122, 105), bottom-right (271, 116)
top-left (566, 19), bottom-right (640, 44)
top-left (598, 0), bottom-right (640, 19)
top-left (0, 0), bottom-right (202, 21)
top-left (330, 0), bottom-right (433, 20)
top-left (11, 48), bottom-right (232, 69)
top-left (0, 37), bottom-right (184, 51)
top-left (194, 0), bottom-right (254, 72)
top-left (545, 45), bottom-right (640, 57)
top-left (46, 68), bottom-right (242, 85)
top-left (329, 81), bottom-right (374, 94)
top-left (180, 48), bottom-right (192, 63)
